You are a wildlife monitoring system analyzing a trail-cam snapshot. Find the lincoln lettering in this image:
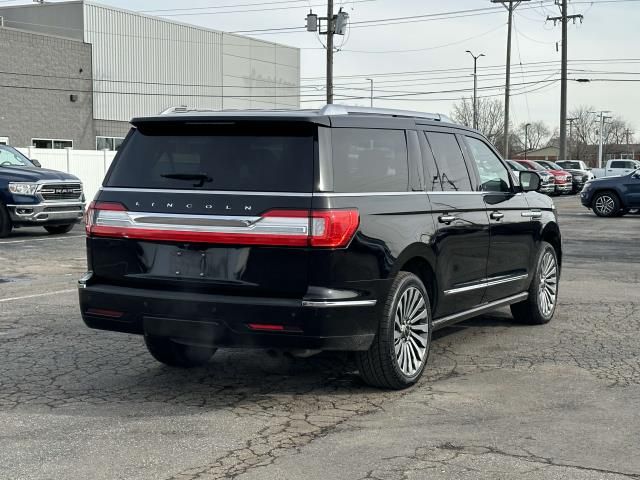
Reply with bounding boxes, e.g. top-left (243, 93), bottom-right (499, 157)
top-left (132, 200), bottom-right (253, 211)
